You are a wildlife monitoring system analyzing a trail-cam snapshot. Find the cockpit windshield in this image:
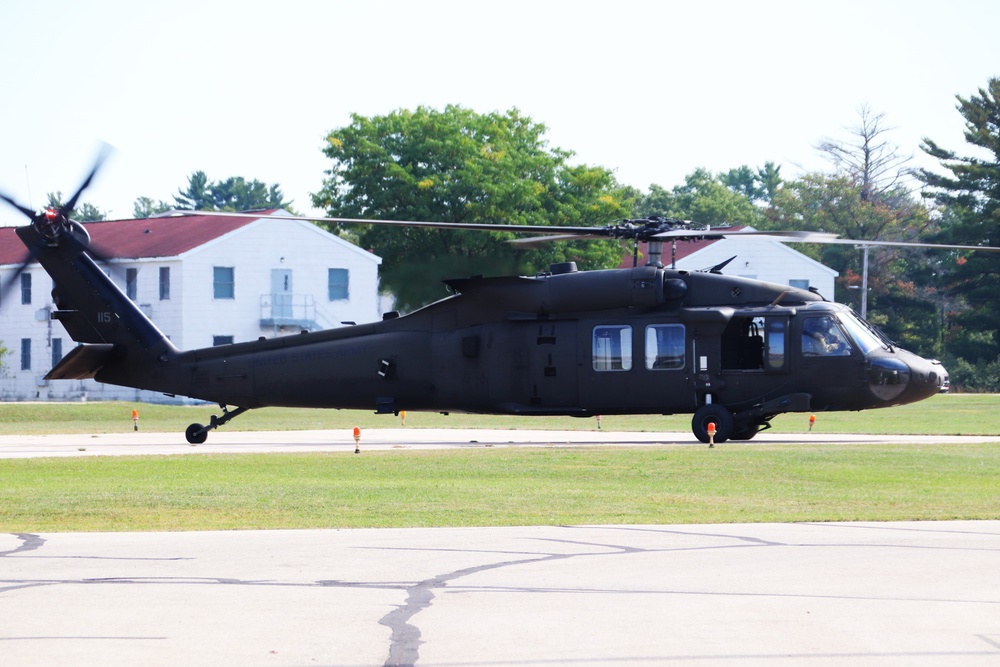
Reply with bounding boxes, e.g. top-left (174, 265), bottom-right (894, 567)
top-left (838, 309), bottom-right (891, 354)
